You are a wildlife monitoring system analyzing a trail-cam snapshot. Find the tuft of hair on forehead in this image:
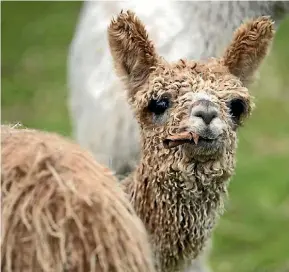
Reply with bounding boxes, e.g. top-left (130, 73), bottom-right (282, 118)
top-left (107, 10), bottom-right (159, 93)
top-left (222, 16), bottom-right (275, 87)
